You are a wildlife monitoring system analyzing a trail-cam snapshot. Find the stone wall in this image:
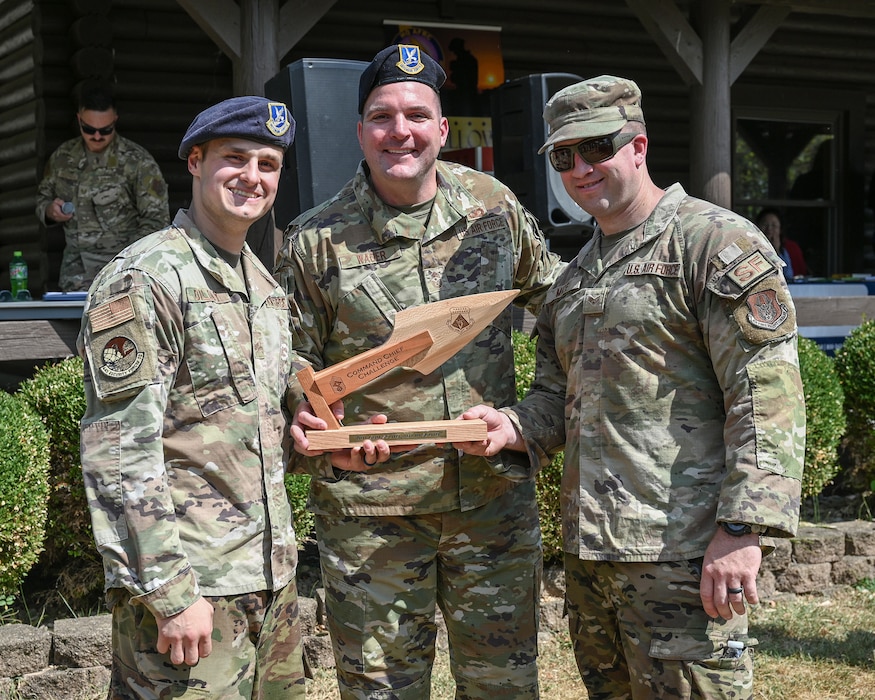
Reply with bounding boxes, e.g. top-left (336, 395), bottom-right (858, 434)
top-left (2, 520), bottom-right (874, 699)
